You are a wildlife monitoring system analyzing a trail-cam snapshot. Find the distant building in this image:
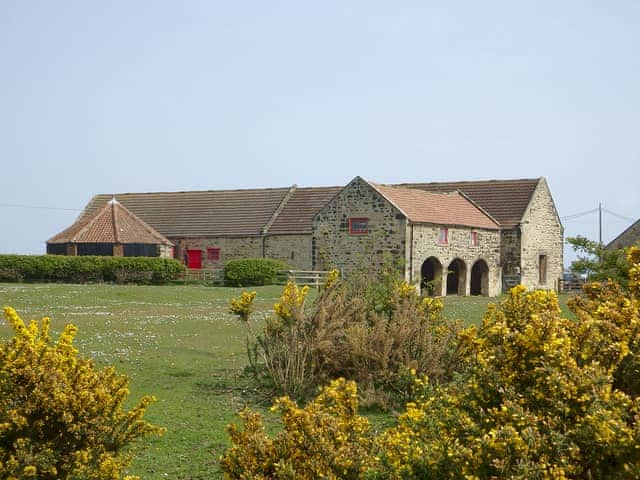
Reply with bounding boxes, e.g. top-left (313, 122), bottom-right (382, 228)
top-left (607, 218), bottom-right (640, 250)
top-left (50, 176), bottom-right (564, 295)
top-left (47, 198), bottom-right (173, 258)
